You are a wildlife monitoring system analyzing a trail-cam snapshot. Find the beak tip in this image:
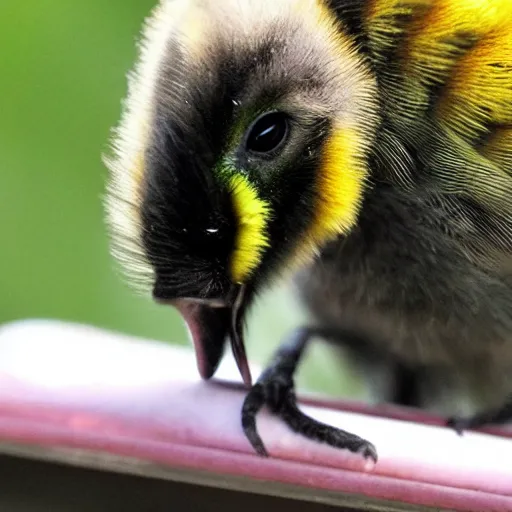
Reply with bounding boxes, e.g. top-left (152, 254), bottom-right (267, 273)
top-left (241, 368), bottom-right (252, 388)
top-left (171, 300), bottom-right (228, 383)
top-left (197, 361), bottom-right (215, 381)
